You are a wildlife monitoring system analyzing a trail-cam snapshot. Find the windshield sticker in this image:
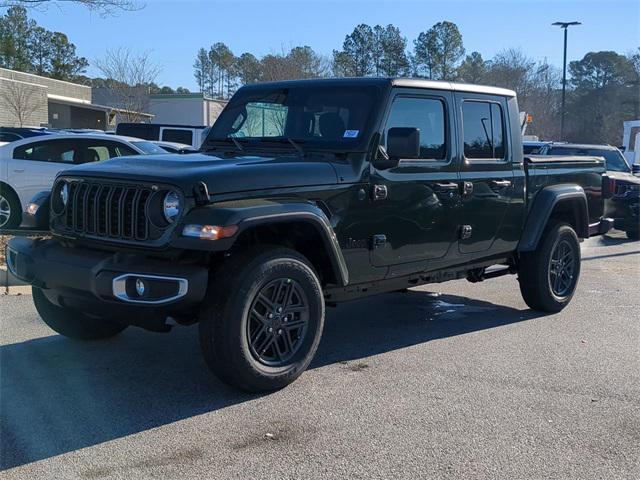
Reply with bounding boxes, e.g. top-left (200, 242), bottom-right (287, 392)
top-left (343, 130), bottom-right (359, 138)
